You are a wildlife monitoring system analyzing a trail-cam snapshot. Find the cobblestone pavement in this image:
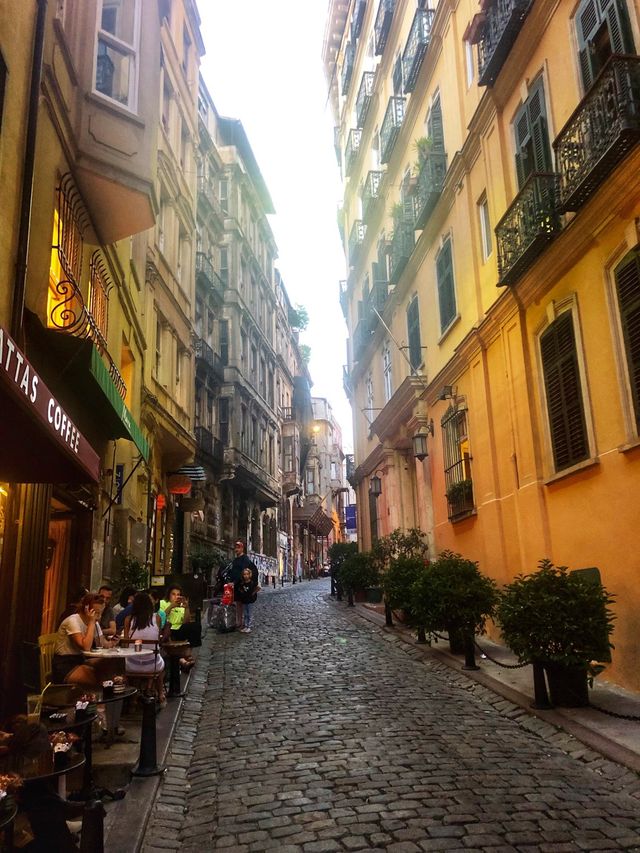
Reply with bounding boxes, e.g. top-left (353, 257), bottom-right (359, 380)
top-left (141, 581), bottom-right (640, 853)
